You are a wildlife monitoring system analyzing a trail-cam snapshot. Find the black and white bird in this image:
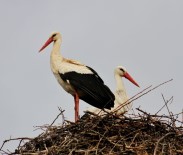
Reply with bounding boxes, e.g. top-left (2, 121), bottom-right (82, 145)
top-left (87, 66), bottom-right (139, 115)
top-left (39, 32), bottom-right (115, 122)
